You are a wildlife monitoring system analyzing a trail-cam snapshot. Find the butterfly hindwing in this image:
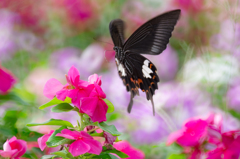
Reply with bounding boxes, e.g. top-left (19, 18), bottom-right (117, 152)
top-left (123, 9), bottom-right (180, 55)
top-left (124, 53), bottom-right (159, 114)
